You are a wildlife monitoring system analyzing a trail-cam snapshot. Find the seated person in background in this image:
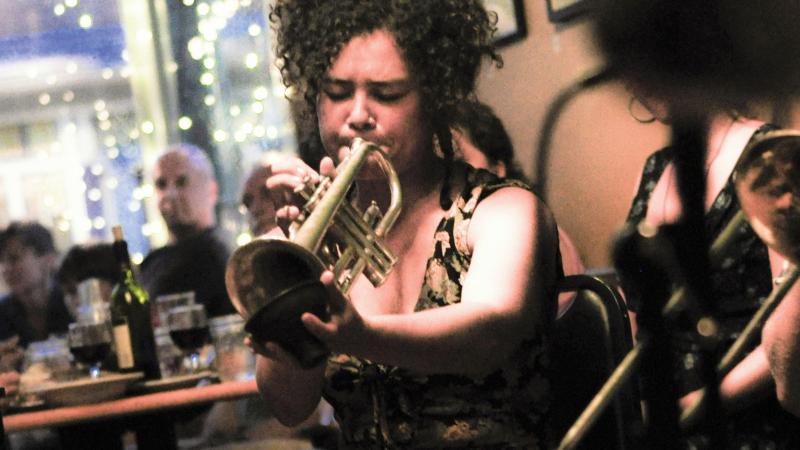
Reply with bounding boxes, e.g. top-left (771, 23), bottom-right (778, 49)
top-left (621, 84), bottom-right (800, 447)
top-left (57, 242), bottom-right (118, 321)
top-left (451, 99), bottom-right (526, 181)
top-left (0, 222), bottom-right (71, 349)
top-left (241, 162), bottom-right (278, 237)
top-left (141, 143), bottom-right (235, 318)
top-left (452, 100), bottom-right (586, 316)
